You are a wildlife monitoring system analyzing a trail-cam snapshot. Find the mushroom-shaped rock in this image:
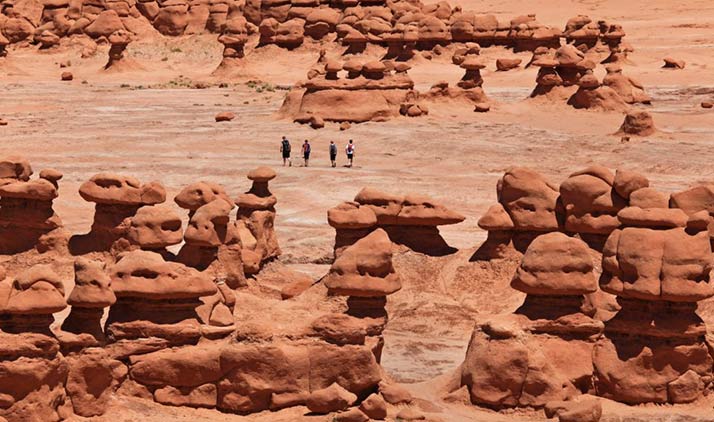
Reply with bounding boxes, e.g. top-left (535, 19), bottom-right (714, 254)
top-left (247, 166), bottom-right (276, 182)
top-left (105, 29), bottom-right (133, 69)
top-left (511, 232), bottom-right (597, 296)
top-left (324, 229), bottom-right (401, 297)
top-left (79, 173), bottom-right (166, 205)
top-left (362, 61), bottom-right (387, 79)
top-left (39, 168), bottom-right (63, 188)
top-left (62, 257), bottom-right (116, 341)
top-left (175, 181), bottom-right (232, 211)
top-left (110, 250), bottom-right (217, 299)
top-left (128, 205), bottom-right (183, 249)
